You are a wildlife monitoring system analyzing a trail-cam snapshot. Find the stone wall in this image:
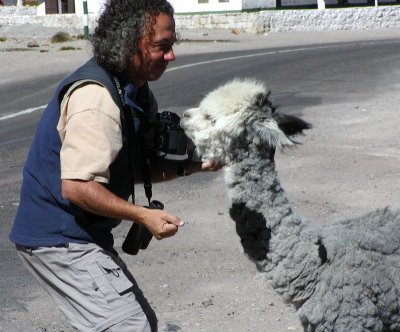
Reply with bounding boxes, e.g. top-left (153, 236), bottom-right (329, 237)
top-left (0, 5), bottom-right (36, 15)
top-left (175, 6), bottom-right (400, 33)
top-left (0, 6), bottom-right (399, 33)
top-left (257, 6), bottom-right (400, 32)
top-left (0, 12), bottom-right (97, 29)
